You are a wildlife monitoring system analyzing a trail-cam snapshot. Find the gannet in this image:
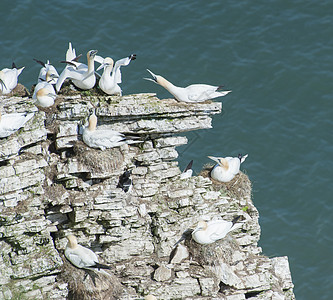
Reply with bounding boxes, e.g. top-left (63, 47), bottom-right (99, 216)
top-left (144, 69), bottom-right (231, 103)
top-left (180, 160), bottom-right (193, 179)
top-left (0, 63), bottom-right (25, 95)
top-left (82, 113), bottom-right (140, 150)
top-left (96, 54), bottom-right (136, 95)
top-left (34, 59), bottom-right (59, 84)
top-left (32, 71), bottom-right (58, 107)
top-left (56, 43), bottom-right (98, 92)
top-left (0, 111), bottom-right (34, 138)
top-left (64, 235), bottom-right (111, 270)
top-left (192, 216), bottom-right (242, 245)
top-left (117, 170), bottom-right (132, 193)
top-left (208, 154), bottom-right (248, 183)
